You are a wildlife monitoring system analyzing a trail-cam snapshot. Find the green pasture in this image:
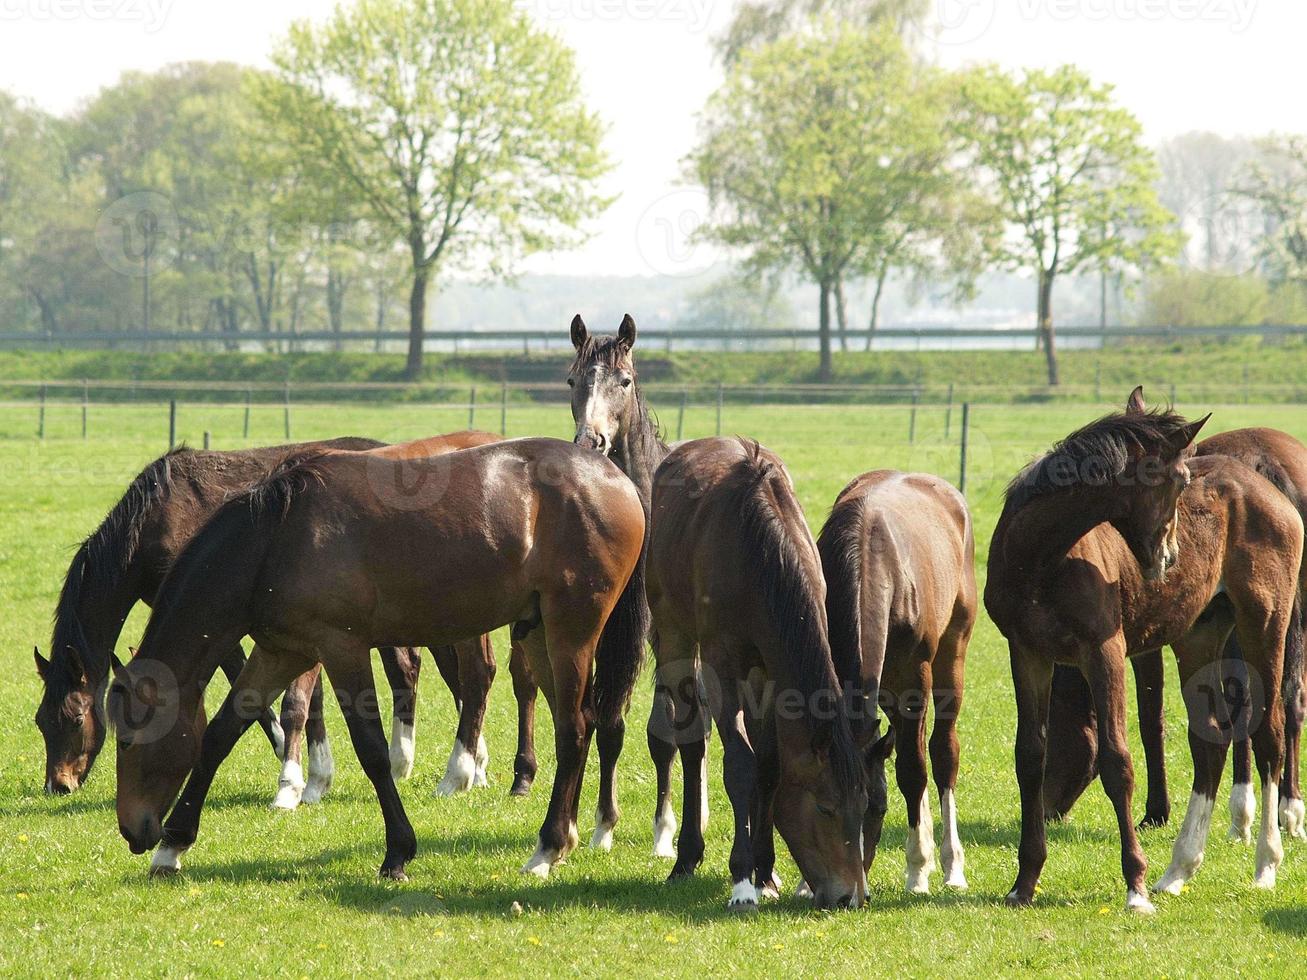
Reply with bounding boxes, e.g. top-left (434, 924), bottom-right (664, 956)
top-left (1, 397), bottom-right (1305, 976)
